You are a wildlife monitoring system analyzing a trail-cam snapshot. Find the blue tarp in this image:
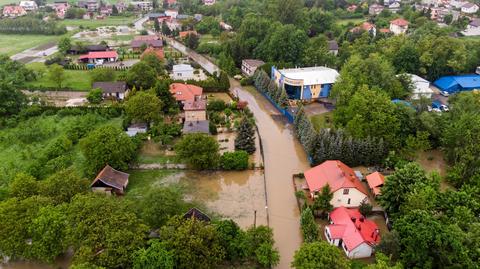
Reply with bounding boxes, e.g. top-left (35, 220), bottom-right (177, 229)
top-left (392, 99), bottom-right (414, 108)
top-left (433, 74), bottom-right (480, 93)
top-left (432, 100), bottom-right (442, 109)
